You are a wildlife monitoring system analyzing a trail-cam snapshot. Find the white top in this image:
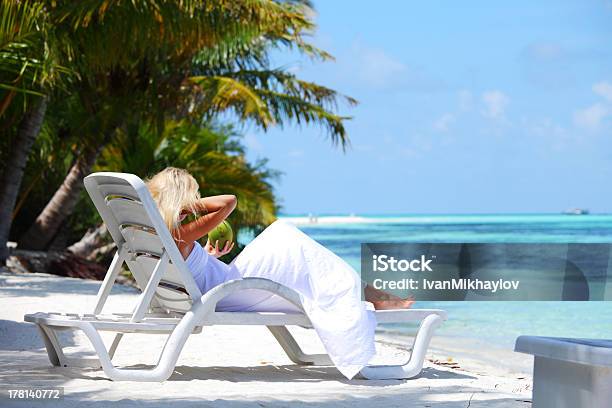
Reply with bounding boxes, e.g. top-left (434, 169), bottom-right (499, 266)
top-left (186, 241), bottom-right (295, 312)
top-left (186, 241), bottom-right (240, 294)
